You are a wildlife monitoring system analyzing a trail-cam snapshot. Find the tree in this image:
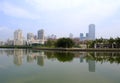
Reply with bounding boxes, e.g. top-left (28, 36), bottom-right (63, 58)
top-left (45, 39), bottom-right (56, 47)
top-left (108, 37), bottom-right (115, 48)
top-left (115, 37), bottom-right (120, 48)
top-left (55, 38), bottom-right (74, 48)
